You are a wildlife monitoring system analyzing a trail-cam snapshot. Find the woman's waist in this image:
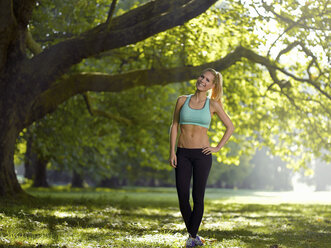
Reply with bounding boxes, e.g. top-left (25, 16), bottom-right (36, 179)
top-left (178, 133), bottom-right (209, 148)
top-left (178, 132), bottom-right (209, 140)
